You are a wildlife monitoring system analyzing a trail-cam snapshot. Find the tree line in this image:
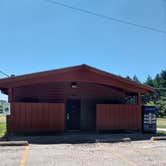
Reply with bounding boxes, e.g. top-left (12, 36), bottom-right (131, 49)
top-left (126, 70), bottom-right (166, 117)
